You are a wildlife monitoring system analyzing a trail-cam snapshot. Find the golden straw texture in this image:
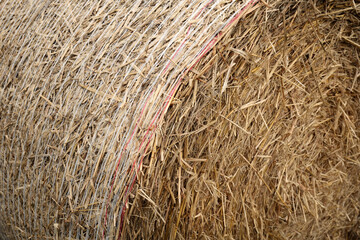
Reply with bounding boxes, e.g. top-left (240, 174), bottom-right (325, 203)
top-left (1, 0), bottom-right (359, 239)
